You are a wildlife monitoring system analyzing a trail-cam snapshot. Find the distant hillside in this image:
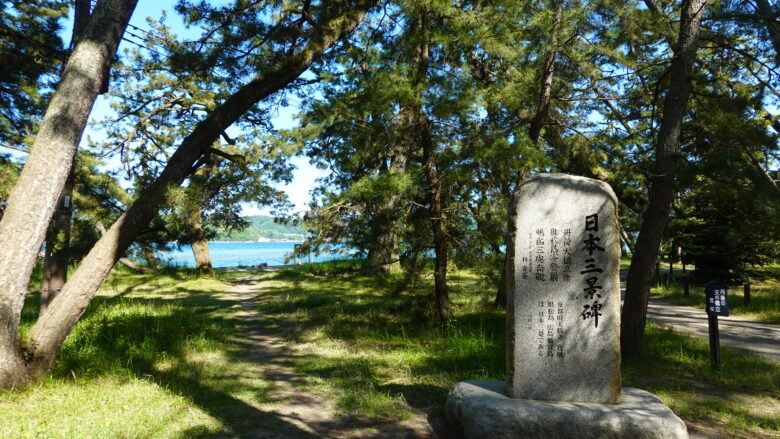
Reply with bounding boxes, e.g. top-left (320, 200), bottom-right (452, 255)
top-left (213, 215), bottom-right (305, 241)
